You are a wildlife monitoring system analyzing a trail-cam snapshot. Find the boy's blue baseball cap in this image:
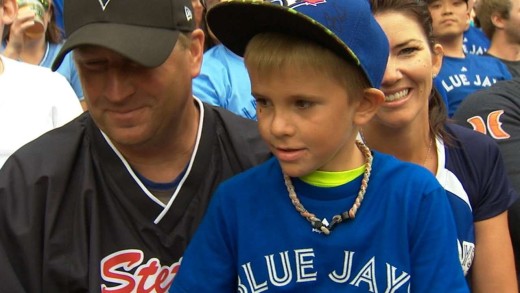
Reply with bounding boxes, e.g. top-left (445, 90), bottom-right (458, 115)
top-left (206, 0), bottom-right (390, 89)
